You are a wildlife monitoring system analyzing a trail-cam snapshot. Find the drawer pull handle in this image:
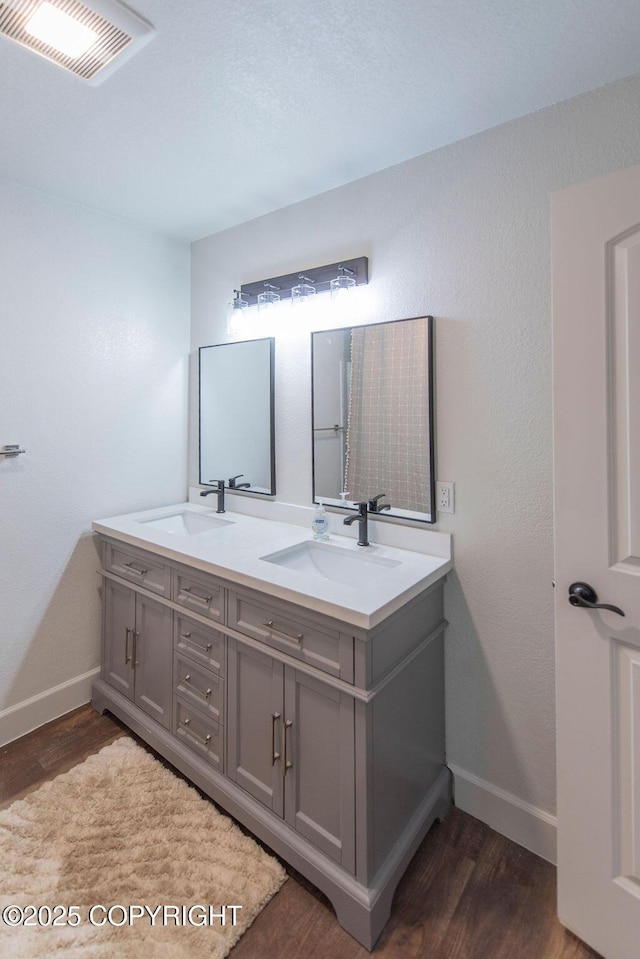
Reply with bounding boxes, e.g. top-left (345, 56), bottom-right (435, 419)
top-left (123, 562), bottom-right (147, 577)
top-left (271, 711), bottom-right (281, 765)
top-left (180, 633), bottom-right (213, 654)
top-left (283, 718), bottom-right (293, 773)
top-left (263, 621), bottom-right (303, 645)
top-left (182, 718), bottom-right (212, 747)
top-left (182, 675), bottom-right (212, 700)
top-left (182, 587), bottom-right (212, 605)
